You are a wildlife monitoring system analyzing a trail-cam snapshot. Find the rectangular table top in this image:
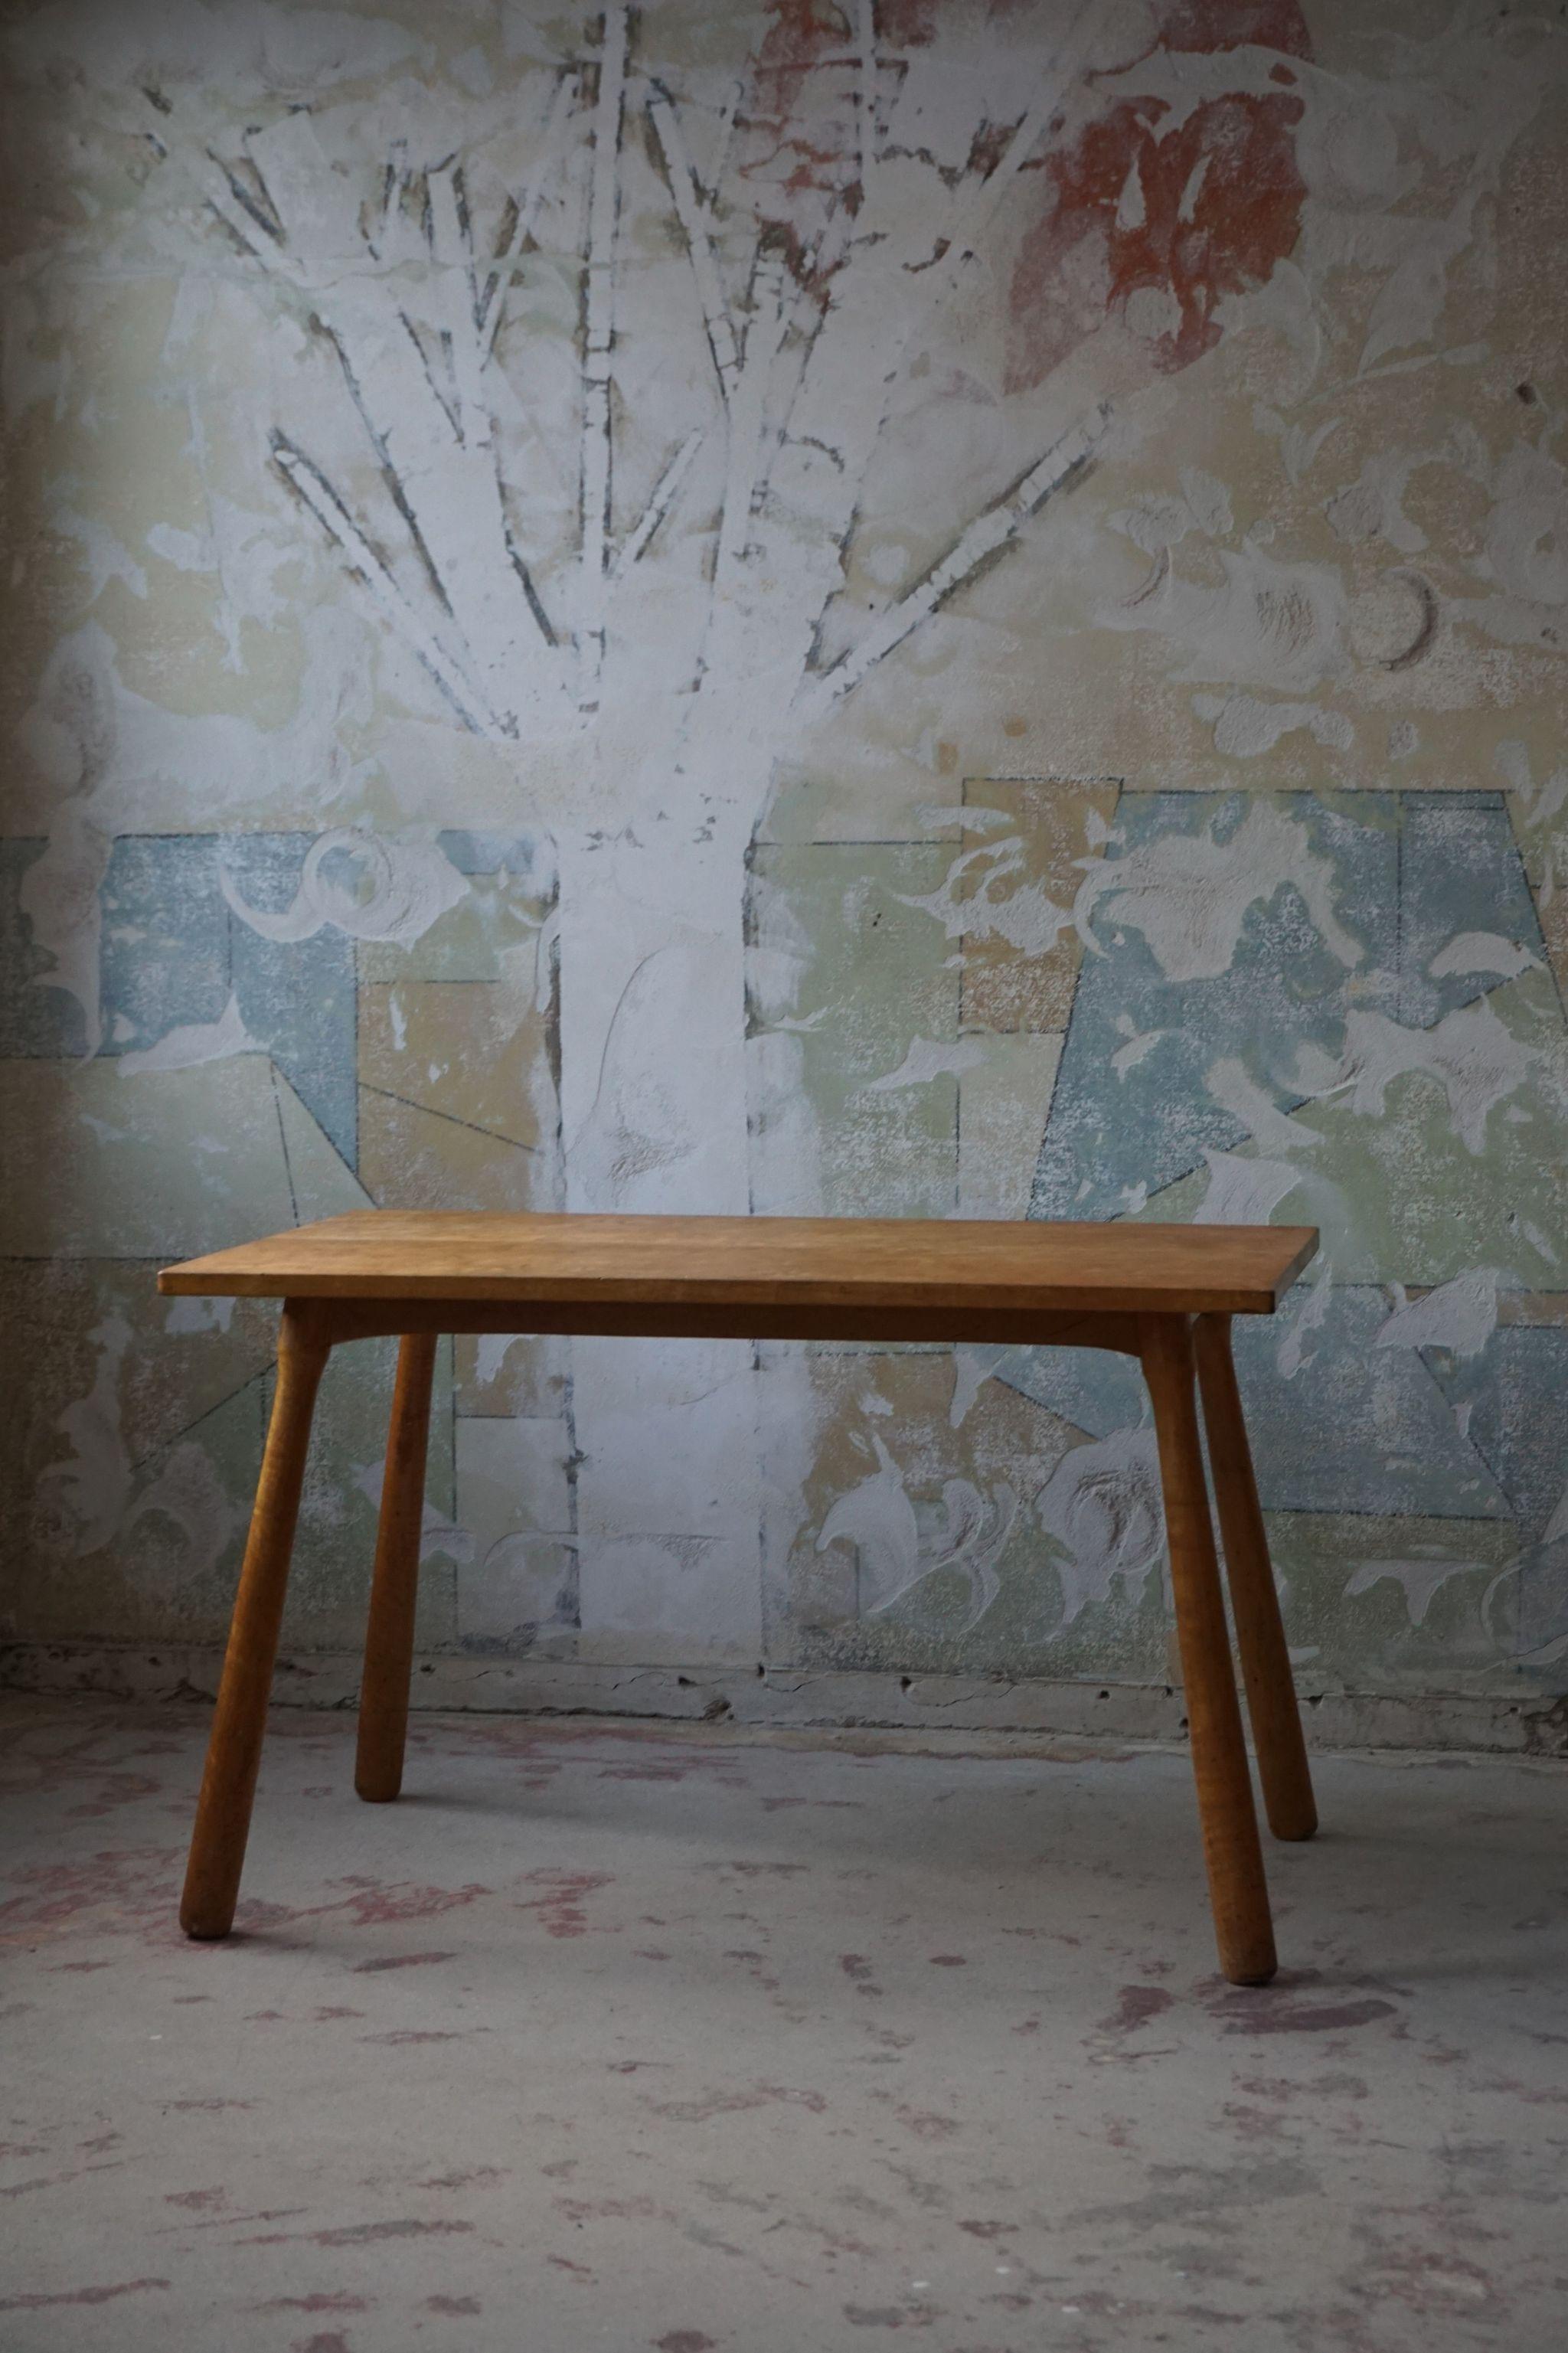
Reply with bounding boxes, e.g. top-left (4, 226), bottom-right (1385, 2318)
top-left (159, 1211), bottom-right (1317, 1318)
